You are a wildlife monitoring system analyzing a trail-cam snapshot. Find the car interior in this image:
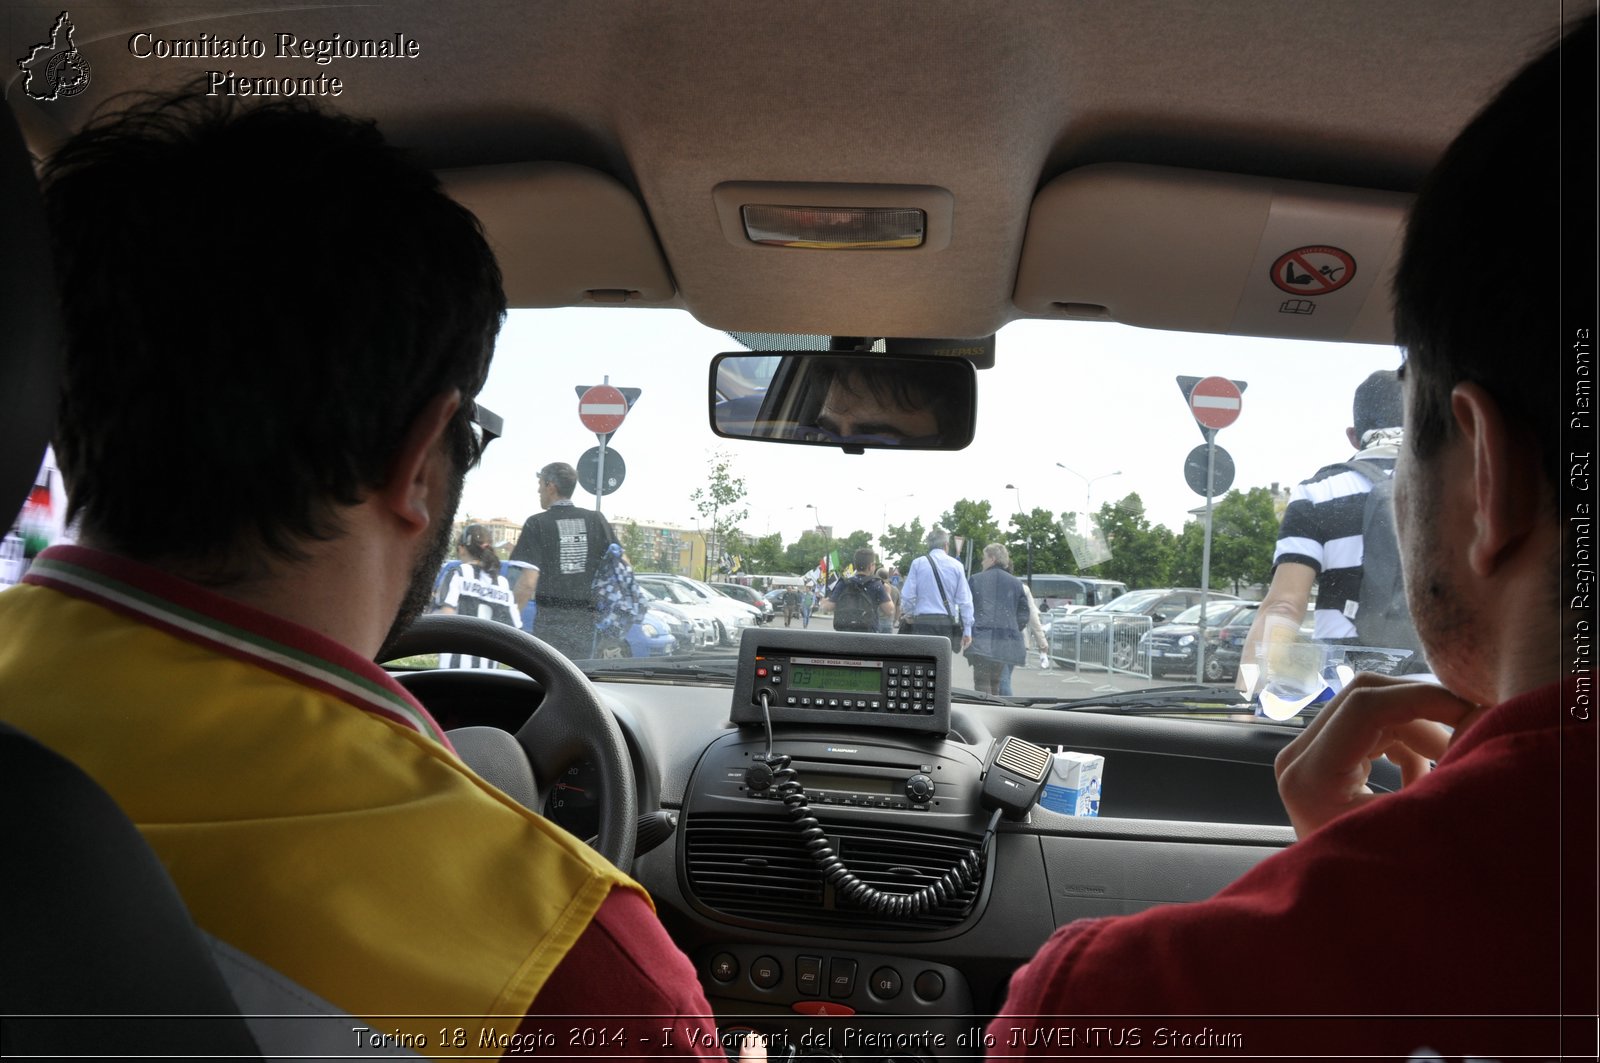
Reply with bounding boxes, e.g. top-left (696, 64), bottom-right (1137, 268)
top-left (2, 1), bottom-right (1585, 1057)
